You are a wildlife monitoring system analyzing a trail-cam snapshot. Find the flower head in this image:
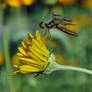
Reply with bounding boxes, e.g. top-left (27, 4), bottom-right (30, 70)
top-left (22, 0), bottom-right (35, 6)
top-left (82, 0), bottom-right (92, 9)
top-left (57, 0), bottom-right (77, 5)
top-left (6, 0), bottom-right (21, 7)
top-left (6, 0), bottom-right (35, 7)
top-left (11, 30), bottom-right (56, 75)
